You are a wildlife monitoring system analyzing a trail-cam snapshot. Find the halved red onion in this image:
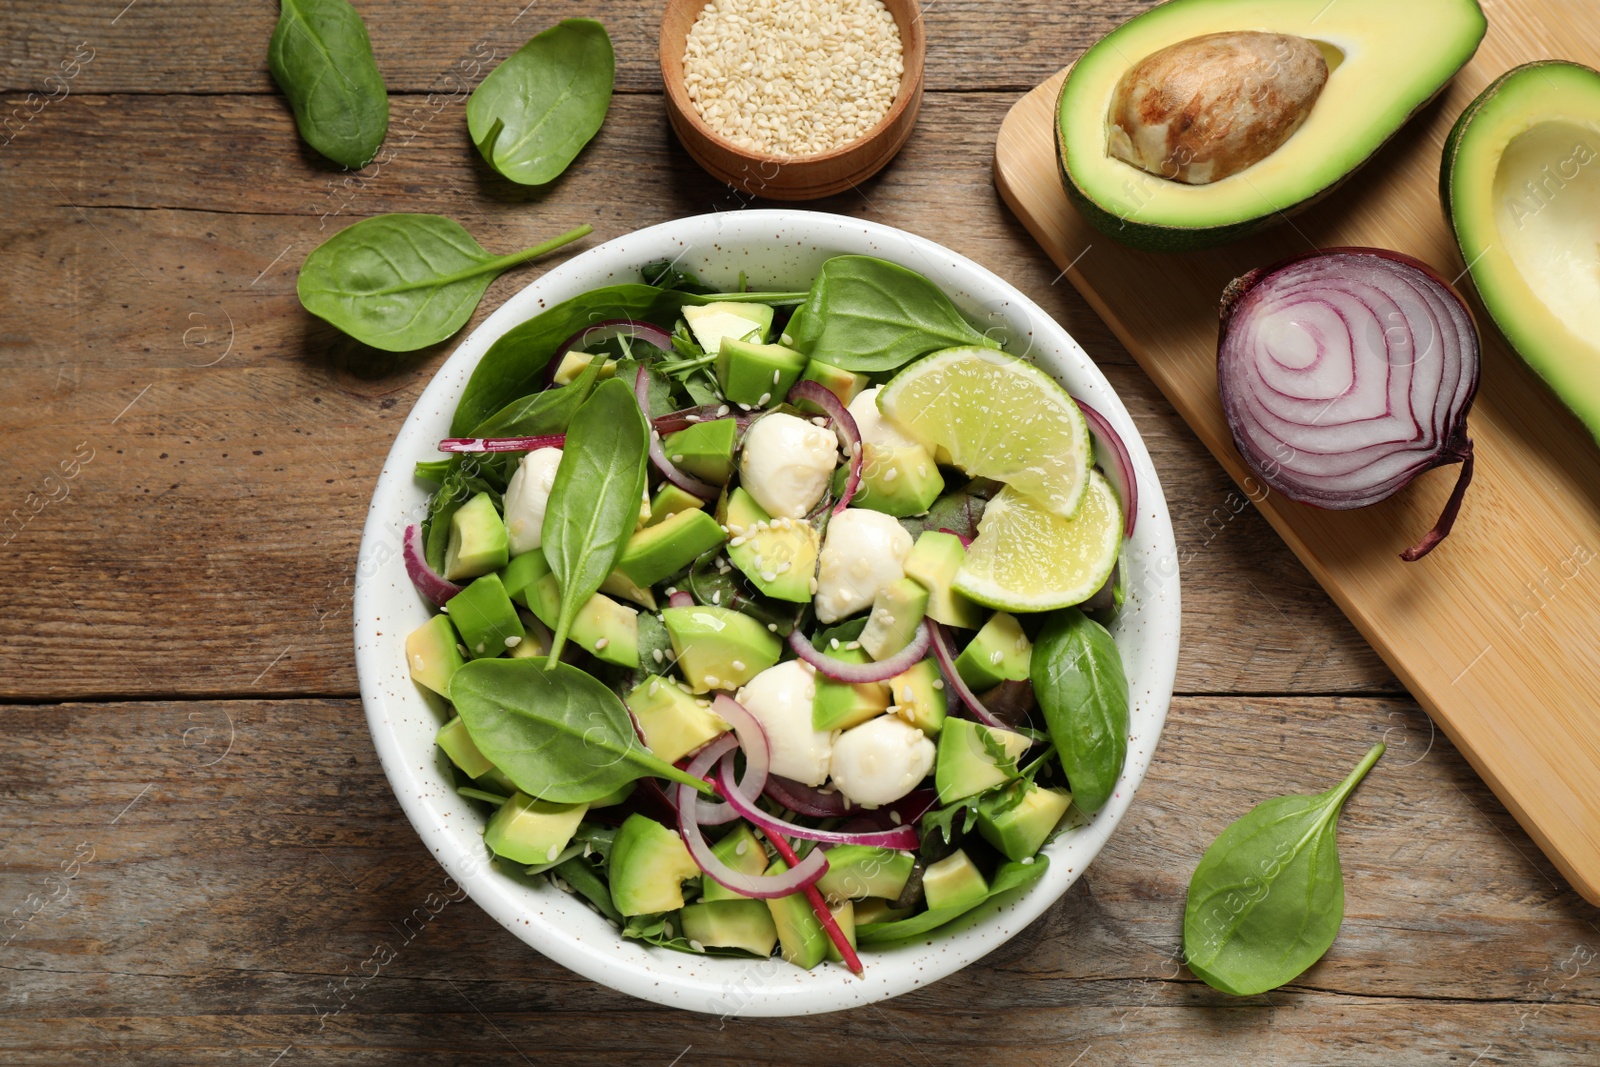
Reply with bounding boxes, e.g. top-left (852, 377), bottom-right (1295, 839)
top-left (693, 695), bottom-right (771, 826)
top-left (636, 367), bottom-right (718, 501)
top-left (927, 621), bottom-right (1006, 729)
top-left (402, 524), bottom-right (461, 606)
top-left (667, 590), bottom-right (694, 609)
top-left (787, 622), bottom-right (930, 684)
top-left (715, 755), bottom-right (919, 849)
top-left (1218, 248), bottom-right (1479, 562)
top-left (1073, 398), bottom-right (1139, 540)
top-left (436, 433), bottom-right (565, 454)
top-left (544, 319), bottom-right (676, 389)
top-left (786, 380), bottom-right (862, 515)
top-left (764, 775), bottom-right (858, 818)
